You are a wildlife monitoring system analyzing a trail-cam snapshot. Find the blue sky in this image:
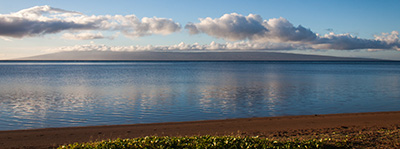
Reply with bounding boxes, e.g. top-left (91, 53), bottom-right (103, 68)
top-left (1, 0), bottom-right (400, 60)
